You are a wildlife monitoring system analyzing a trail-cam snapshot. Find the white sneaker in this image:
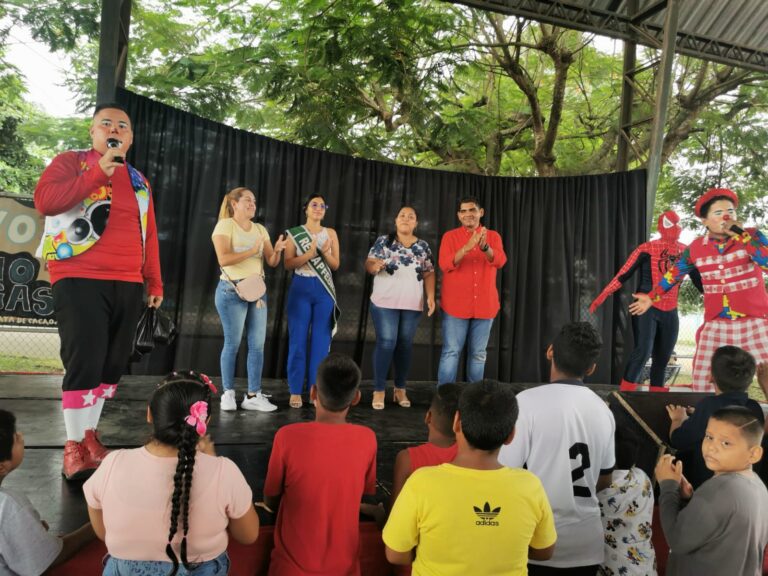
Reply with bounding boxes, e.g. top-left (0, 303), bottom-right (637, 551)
top-left (220, 389), bottom-right (237, 411)
top-left (241, 392), bottom-right (278, 412)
